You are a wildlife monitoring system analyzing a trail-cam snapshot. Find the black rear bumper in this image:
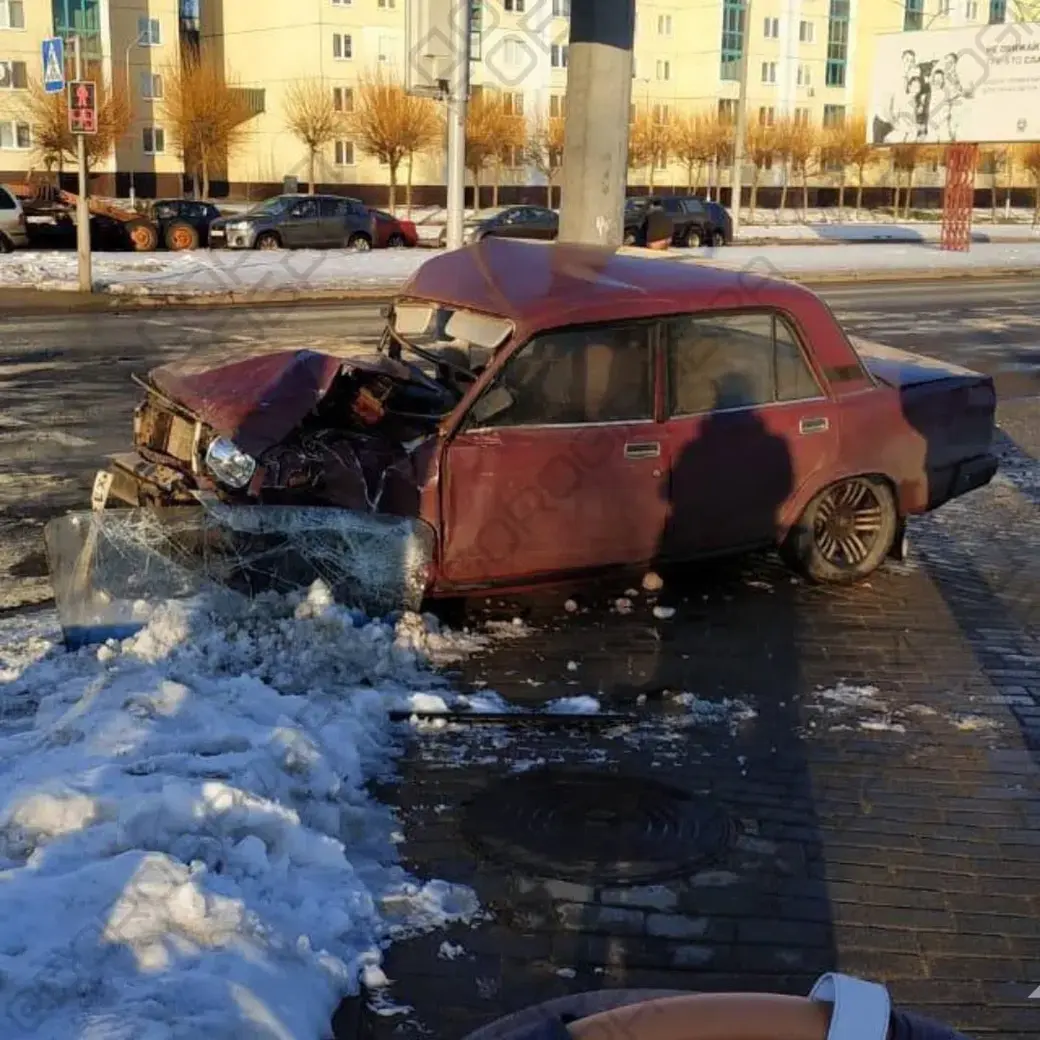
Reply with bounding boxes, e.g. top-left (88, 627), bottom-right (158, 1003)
top-left (930, 452), bottom-right (998, 508)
